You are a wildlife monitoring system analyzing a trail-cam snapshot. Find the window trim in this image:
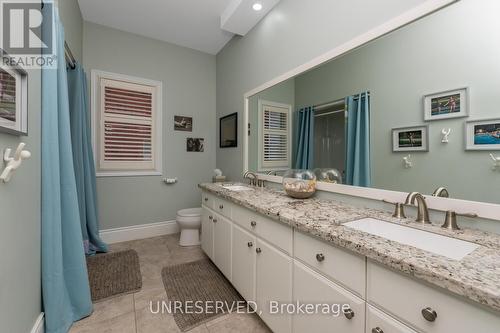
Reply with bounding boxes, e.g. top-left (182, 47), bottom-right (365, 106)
top-left (91, 70), bottom-right (163, 177)
top-left (257, 99), bottom-right (292, 172)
